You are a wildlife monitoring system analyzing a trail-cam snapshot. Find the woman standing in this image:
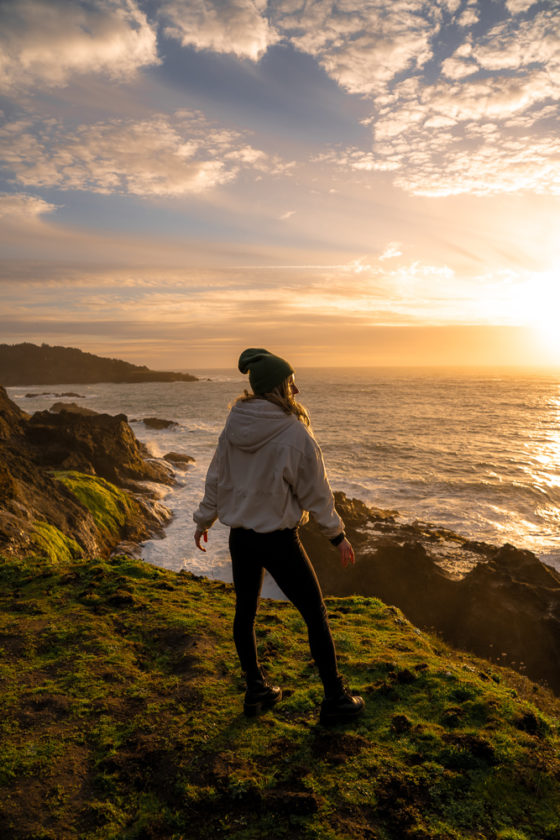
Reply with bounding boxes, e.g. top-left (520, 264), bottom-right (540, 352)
top-left (193, 348), bottom-right (364, 725)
